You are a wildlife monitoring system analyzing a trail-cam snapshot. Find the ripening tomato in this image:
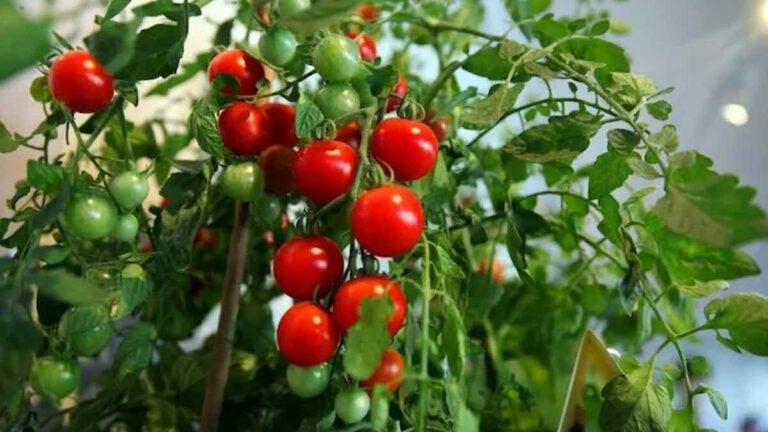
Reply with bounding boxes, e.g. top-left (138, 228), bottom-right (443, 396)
top-left (195, 228), bottom-right (218, 248)
top-left (313, 35), bottom-right (361, 82)
top-left (346, 31), bottom-right (377, 62)
top-left (332, 276), bottom-right (407, 336)
top-left (371, 118), bottom-right (439, 181)
top-left (351, 185), bottom-right (424, 257)
top-left (315, 83), bottom-right (361, 120)
top-left (356, 3), bottom-right (379, 21)
top-left (277, 302), bottom-right (339, 366)
top-left (293, 140), bottom-right (358, 204)
top-left (386, 75), bottom-right (407, 112)
top-left (208, 49), bottom-right (265, 96)
top-left (335, 122), bottom-right (361, 149)
top-left (218, 102), bottom-right (272, 155)
top-left (274, 235), bottom-right (344, 300)
top-left (48, 50), bottom-right (114, 113)
top-left (261, 103), bottom-right (298, 147)
top-left (425, 110), bottom-right (450, 141)
top-left (30, 356), bottom-right (81, 401)
top-left (478, 258), bottom-right (505, 283)
top-left (260, 145), bottom-right (296, 194)
top-left (360, 348), bottom-right (405, 393)
top-left (62, 194), bottom-right (118, 241)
